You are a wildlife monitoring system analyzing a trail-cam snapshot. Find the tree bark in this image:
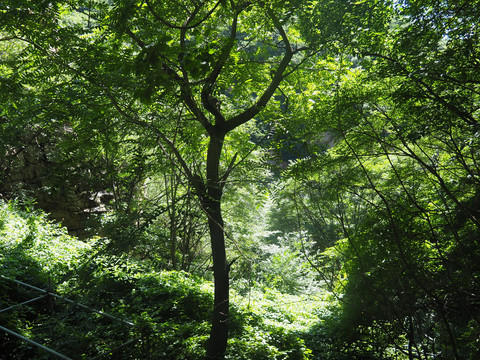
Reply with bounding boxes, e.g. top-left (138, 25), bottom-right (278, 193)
top-left (205, 131), bottom-right (230, 359)
top-left (205, 200), bottom-right (229, 359)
